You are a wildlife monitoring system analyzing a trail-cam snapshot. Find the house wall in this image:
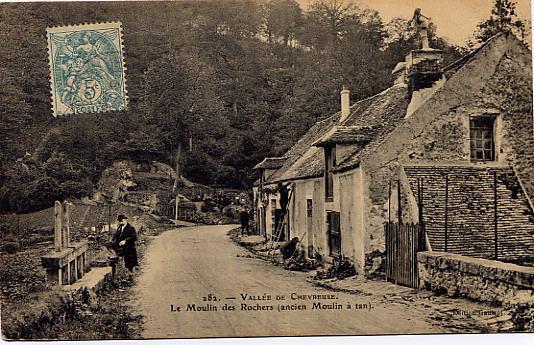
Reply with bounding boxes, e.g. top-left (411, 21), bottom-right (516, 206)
top-left (289, 181), bottom-right (305, 242)
top-left (258, 179), bottom-right (324, 246)
top-left (321, 169), bottom-right (366, 272)
top-left (336, 144), bottom-right (353, 163)
top-left (387, 168), bottom-right (420, 226)
top-left (312, 179), bottom-right (327, 261)
top-left (252, 186), bottom-right (265, 236)
top-left (262, 185), bottom-right (279, 240)
top-left (289, 178), bottom-right (323, 257)
top-left (360, 34), bottom-right (533, 259)
top-left (338, 169), bottom-right (366, 272)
